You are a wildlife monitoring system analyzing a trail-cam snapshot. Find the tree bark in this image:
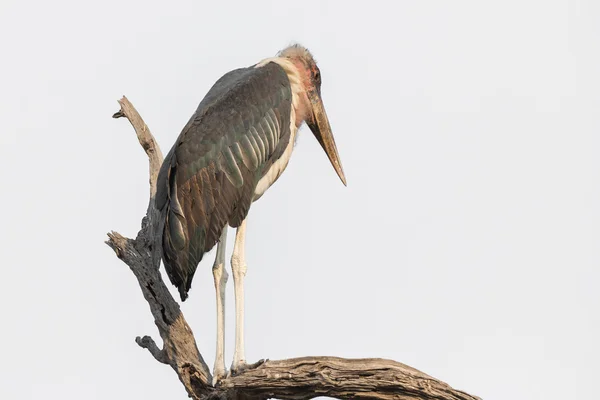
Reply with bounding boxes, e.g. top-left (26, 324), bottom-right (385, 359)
top-left (106, 96), bottom-right (480, 400)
